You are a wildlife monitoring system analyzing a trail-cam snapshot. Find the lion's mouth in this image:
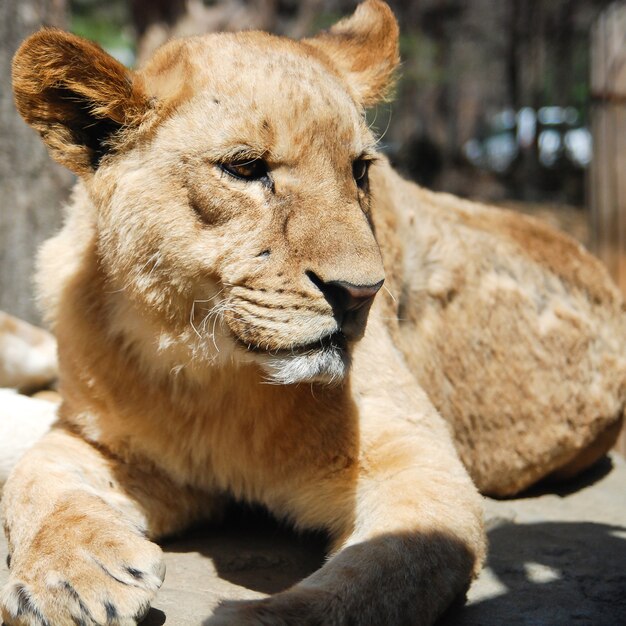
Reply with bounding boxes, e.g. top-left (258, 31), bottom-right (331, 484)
top-left (236, 331), bottom-right (347, 356)
top-left (232, 329), bottom-right (351, 384)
